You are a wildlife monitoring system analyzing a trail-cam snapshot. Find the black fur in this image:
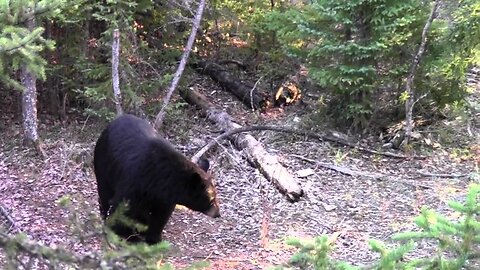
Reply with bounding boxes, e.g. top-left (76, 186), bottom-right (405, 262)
top-left (94, 114), bottom-right (220, 244)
